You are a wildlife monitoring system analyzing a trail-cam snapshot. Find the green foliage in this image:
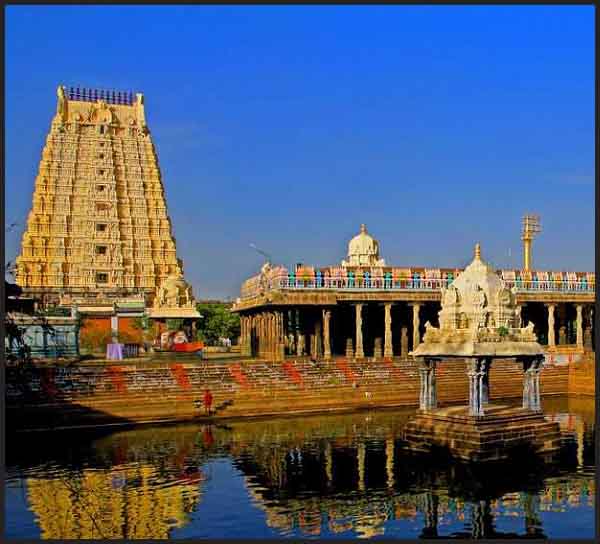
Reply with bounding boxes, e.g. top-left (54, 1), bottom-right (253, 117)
top-left (132, 315), bottom-right (150, 331)
top-left (195, 303), bottom-right (240, 345)
top-left (498, 326), bottom-right (509, 337)
top-left (166, 318), bottom-right (185, 331)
